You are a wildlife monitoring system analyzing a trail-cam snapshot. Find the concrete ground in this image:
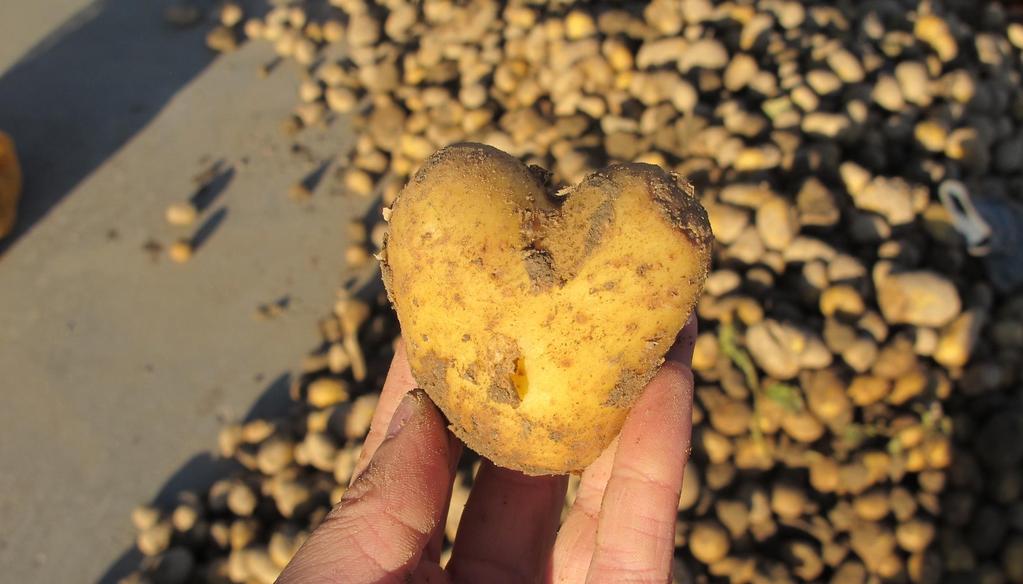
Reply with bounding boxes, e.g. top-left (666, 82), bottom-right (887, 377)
top-left (0, 1), bottom-right (365, 582)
